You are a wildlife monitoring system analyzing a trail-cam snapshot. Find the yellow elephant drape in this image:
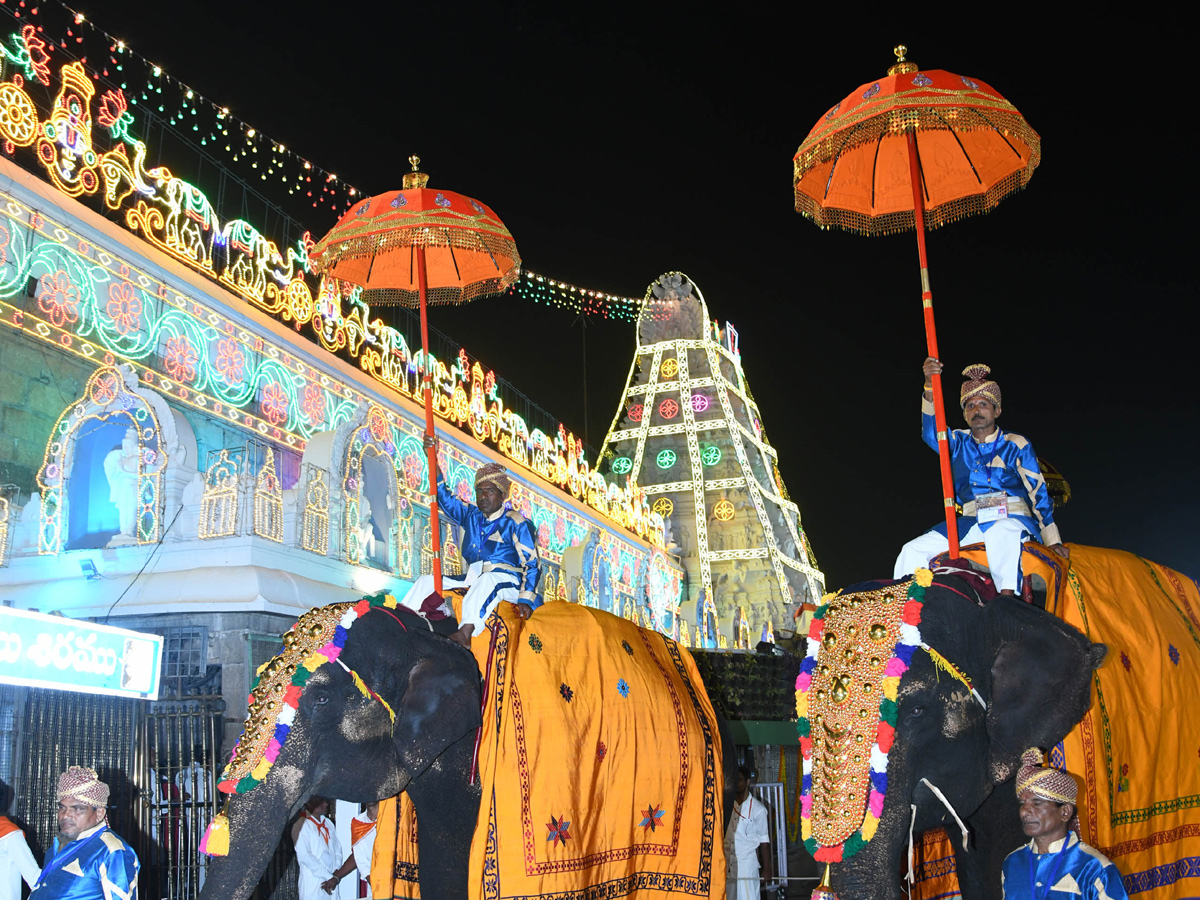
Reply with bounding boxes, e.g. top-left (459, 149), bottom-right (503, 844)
top-left (373, 601), bottom-right (726, 900)
top-left (911, 544), bottom-right (1200, 900)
